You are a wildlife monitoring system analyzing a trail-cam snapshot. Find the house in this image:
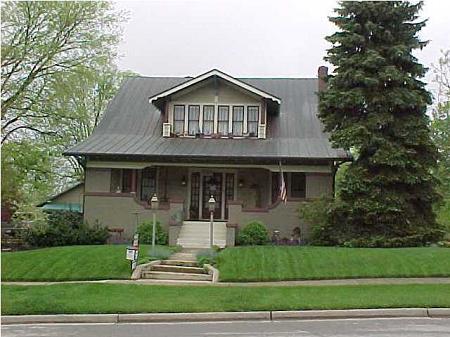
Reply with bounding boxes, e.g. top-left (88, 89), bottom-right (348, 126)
top-left (65, 68), bottom-right (351, 247)
top-left (37, 183), bottom-right (84, 213)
